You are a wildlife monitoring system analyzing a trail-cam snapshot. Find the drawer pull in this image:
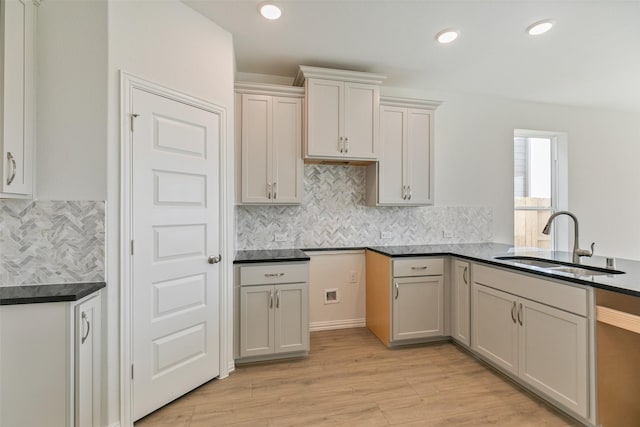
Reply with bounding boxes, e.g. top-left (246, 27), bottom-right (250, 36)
top-left (411, 266), bottom-right (428, 270)
top-left (264, 272), bottom-right (285, 277)
top-left (395, 282), bottom-right (399, 299)
top-left (511, 301), bottom-right (517, 323)
top-left (463, 266), bottom-right (468, 284)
